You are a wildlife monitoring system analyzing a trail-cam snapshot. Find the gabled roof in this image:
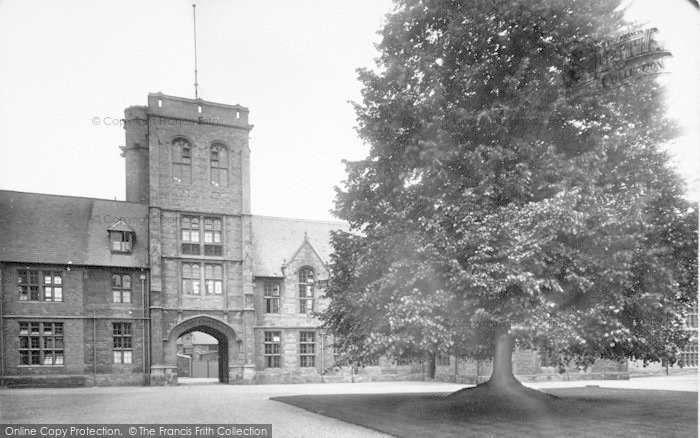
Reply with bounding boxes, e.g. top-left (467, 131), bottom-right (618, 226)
top-left (107, 220), bottom-right (135, 233)
top-left (282, 235), bottom-right (326, 271)
top-left (0, 190), bottom-right (148, 268)
top-left (251, 215), bottom-right (348, 277)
